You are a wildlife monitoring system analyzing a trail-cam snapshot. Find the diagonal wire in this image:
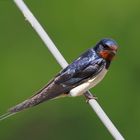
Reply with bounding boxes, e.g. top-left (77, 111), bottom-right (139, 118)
top-left (13, 0), bottom-right (125, 140)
